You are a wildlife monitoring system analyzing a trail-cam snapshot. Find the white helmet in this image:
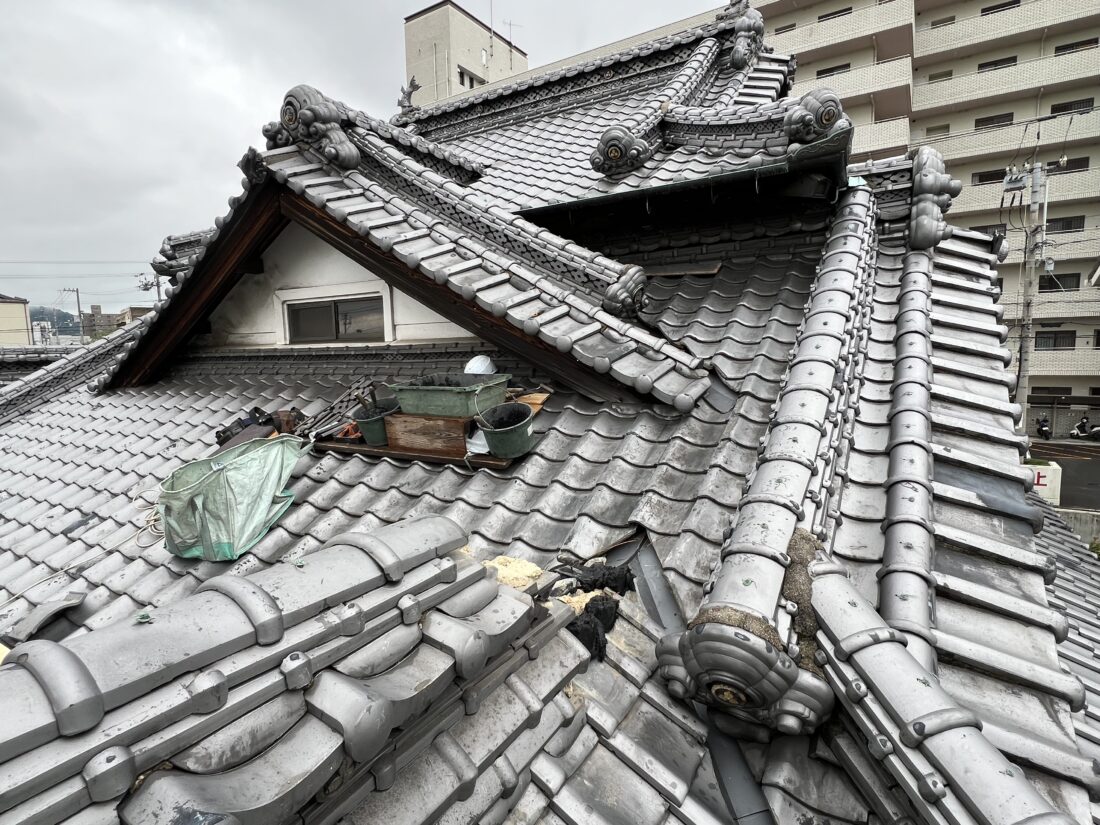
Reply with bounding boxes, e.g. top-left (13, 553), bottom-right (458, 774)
top-left (464, 355), bottom-right (495, 374)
